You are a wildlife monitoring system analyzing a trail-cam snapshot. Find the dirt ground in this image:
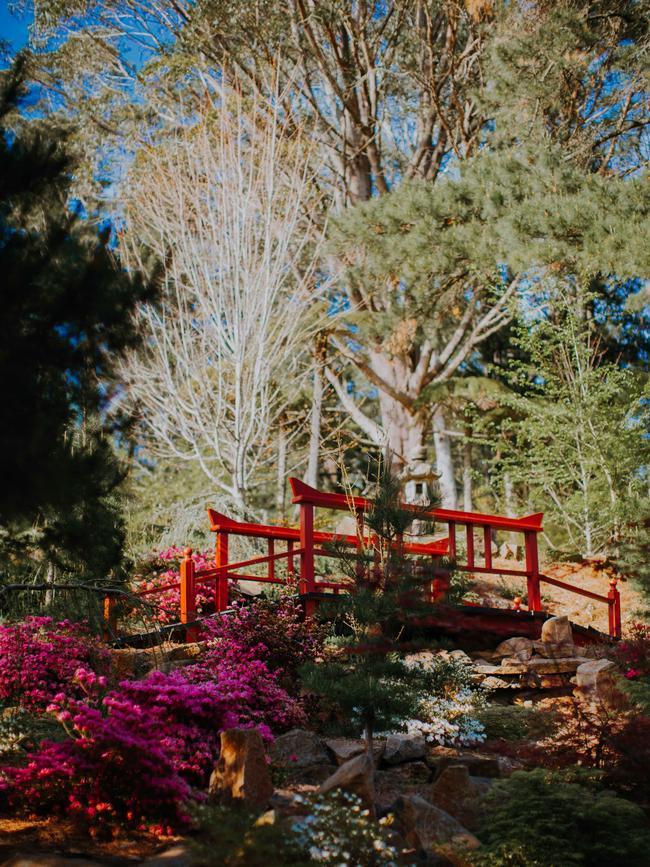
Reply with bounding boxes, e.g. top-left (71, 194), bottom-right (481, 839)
top-left (473, 556), bottom-right (647, 636)
top-left (0, 817), bottom-right (176, 862)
